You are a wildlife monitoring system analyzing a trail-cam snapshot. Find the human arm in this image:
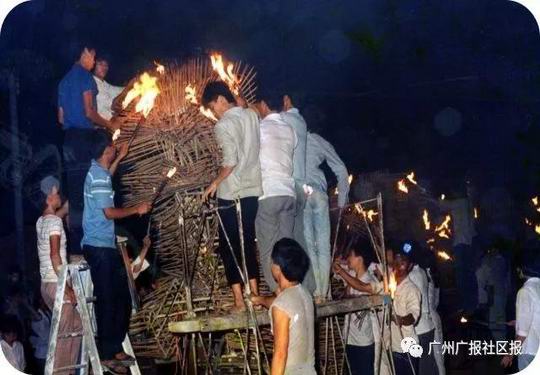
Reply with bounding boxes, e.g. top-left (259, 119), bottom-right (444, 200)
top-left (316, 134), bottom-right (349, 207)
top-left (108, 142), bottom-right (129, 175)
top-left (271, 307), bottom-right (290, 375)
top-left (83, 90), bottom-right (115, 130)
top-left (203, 121), bottom-right (238, 201)
top-left (250, 295), bottom-right (276, 309)
top-left (333, 262), bottom-right (374, 294)
top-left (502, 288), bottom-right (532, 367)
top-left (58, 107), bottom-right (64, 127)
top-left (56, 200), bottom-right (69, 219)
top-left (103, 203), bottom-right (151, 220)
